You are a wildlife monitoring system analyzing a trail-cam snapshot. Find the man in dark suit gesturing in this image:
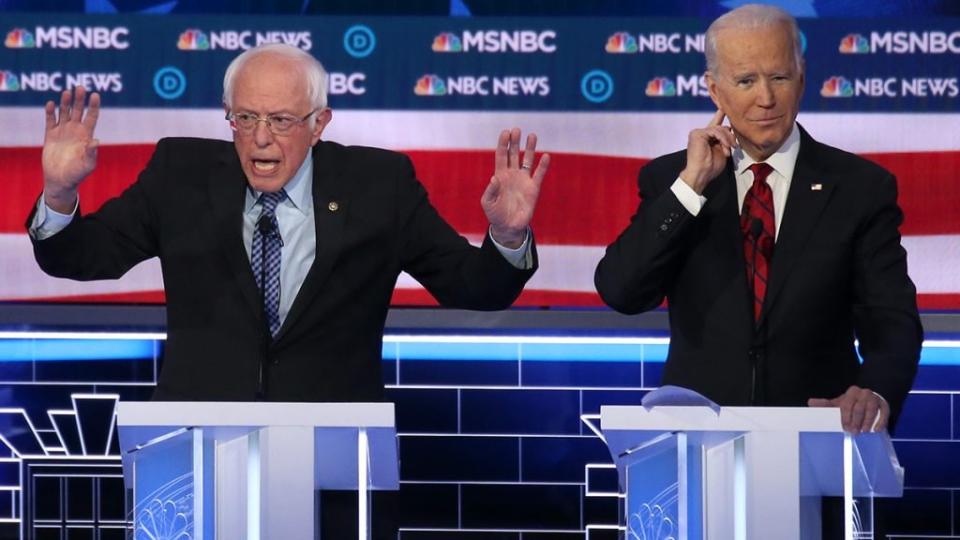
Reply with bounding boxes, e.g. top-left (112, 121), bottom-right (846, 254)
top-left (30, 43), bottom-right (548, 403)
top-left (31, 42), bottom-right (549, 538)
top-left (595, 4), bottom-right (922, 434)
